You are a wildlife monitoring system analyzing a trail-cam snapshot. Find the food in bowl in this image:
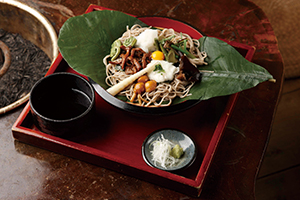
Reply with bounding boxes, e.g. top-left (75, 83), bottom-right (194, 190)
top-left (142, 128), bottom-right (197, 171)
top-left (57, 10), bottom-right (275, 114)
top-left (104, 25), bottom-right (208, 107)
top-left (150, 134), bottom-right (184, 169)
